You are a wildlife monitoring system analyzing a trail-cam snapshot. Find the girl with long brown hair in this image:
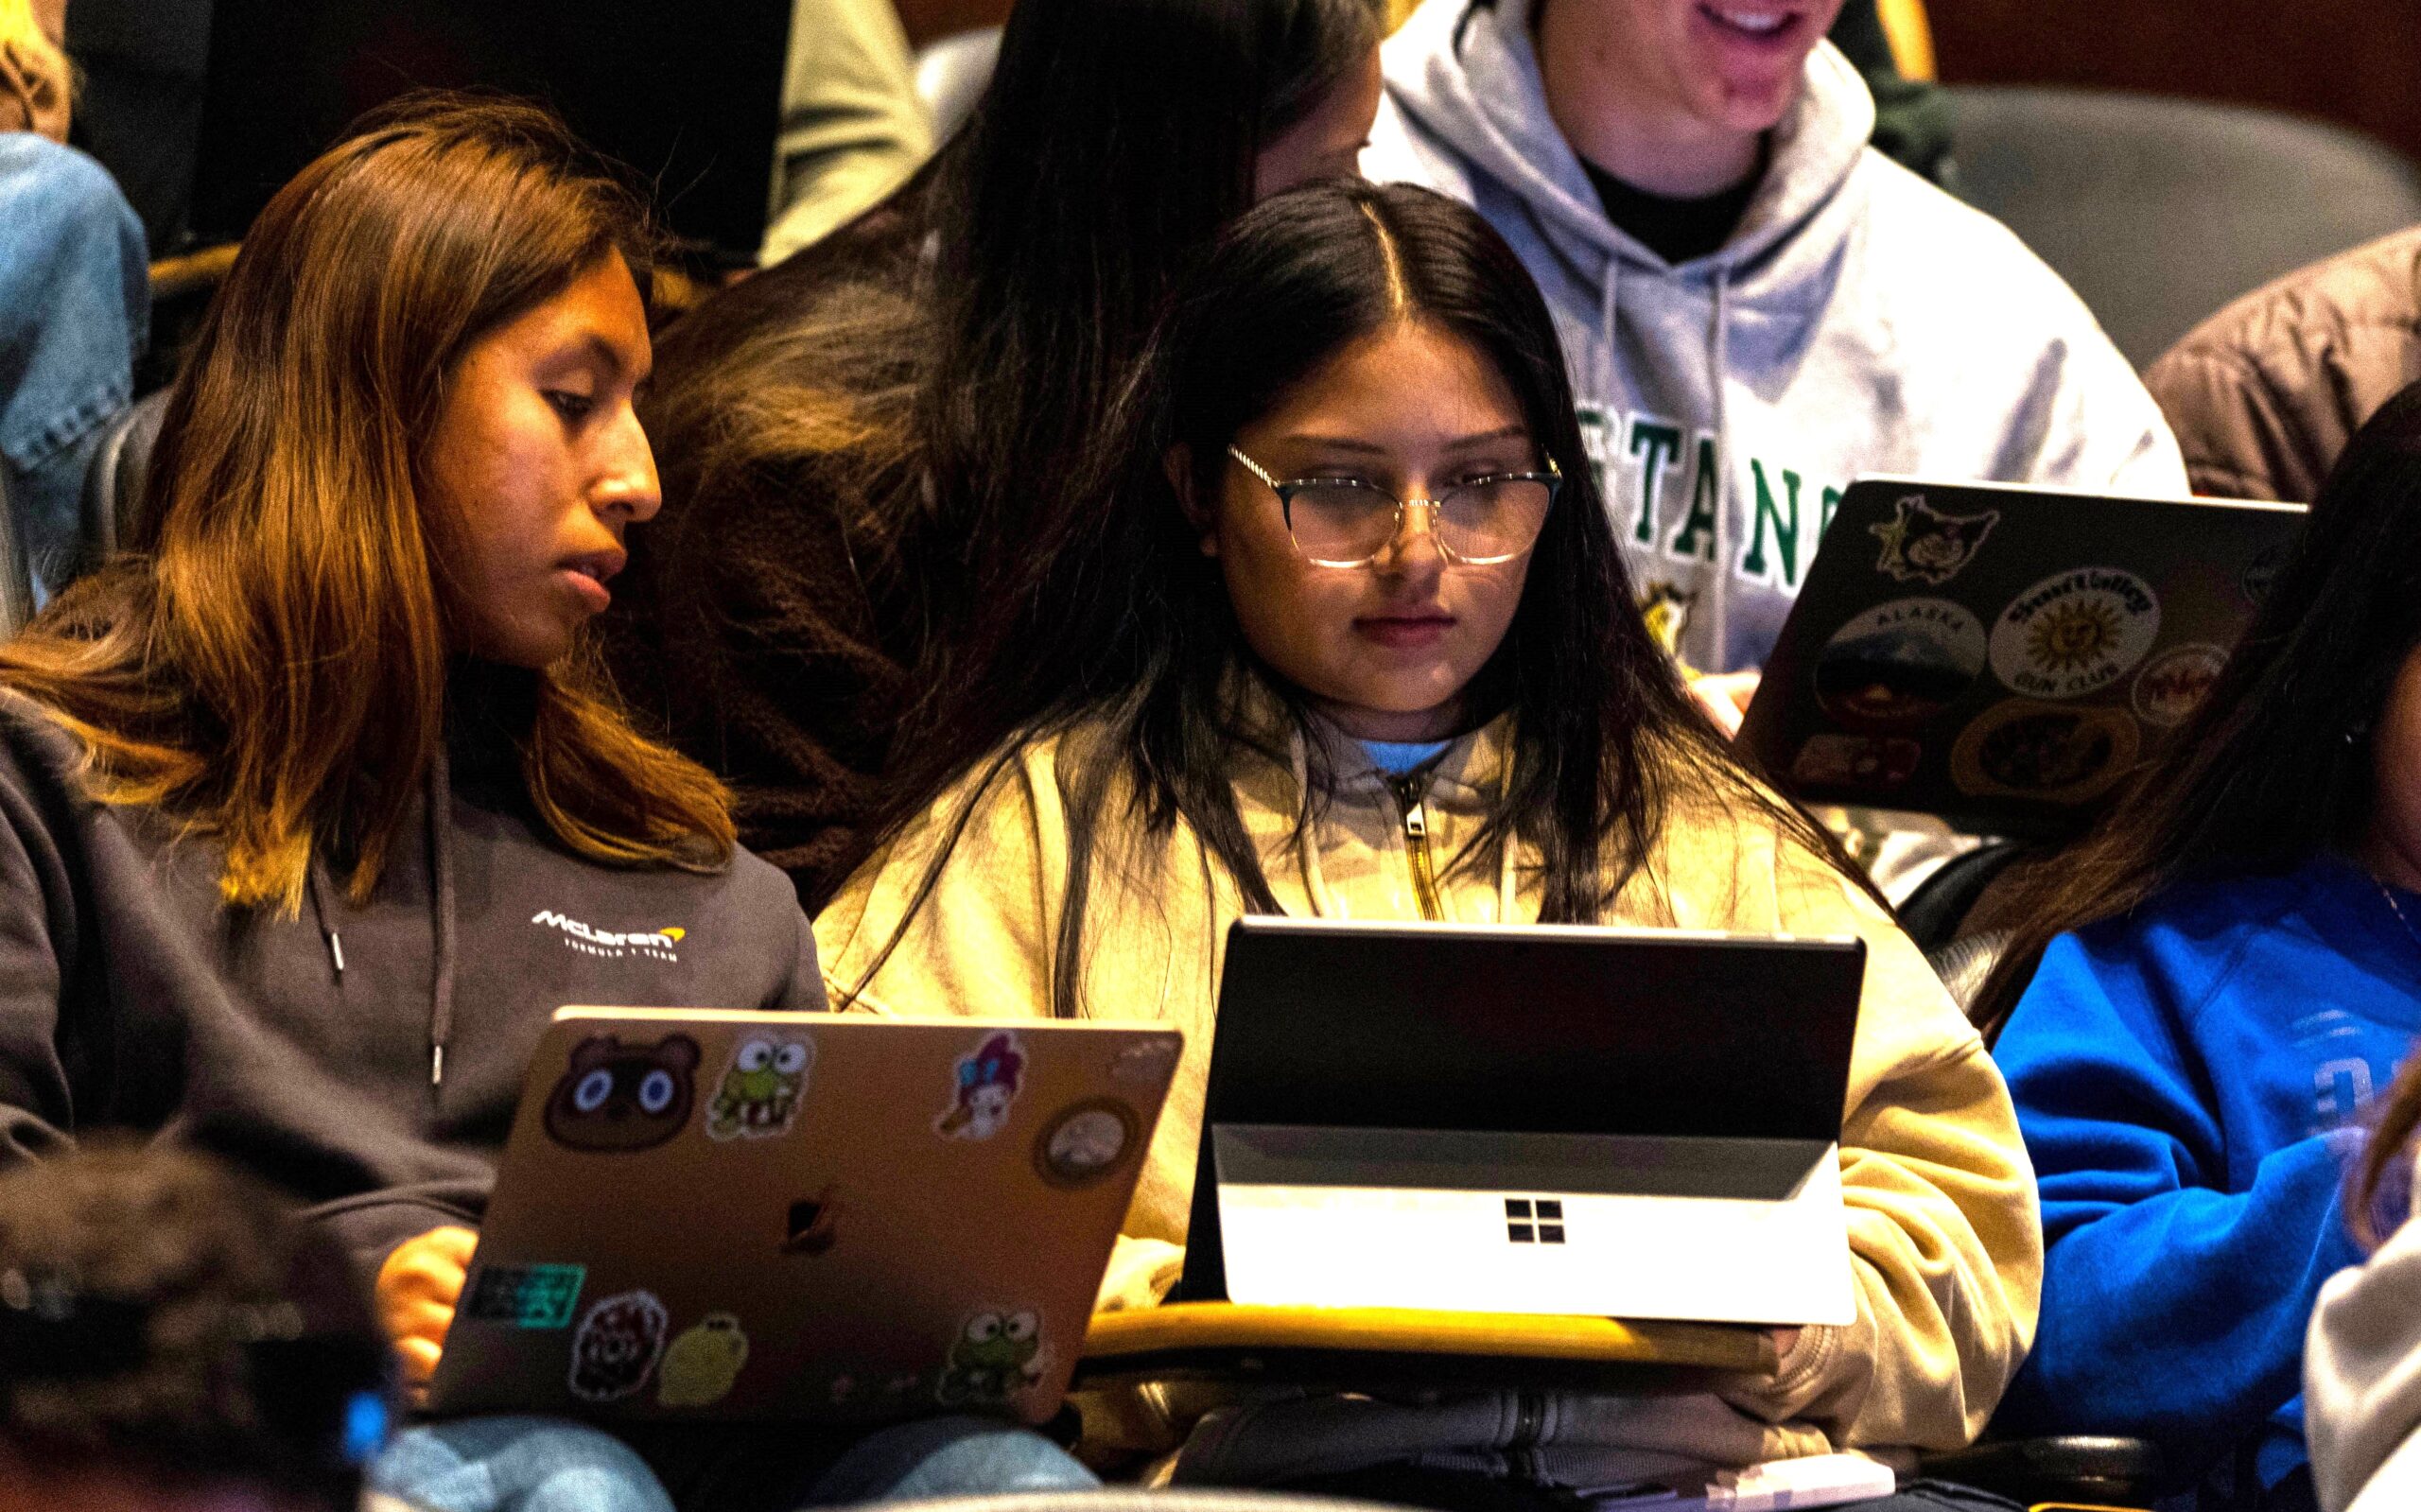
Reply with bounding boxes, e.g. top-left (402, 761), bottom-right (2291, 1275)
top-left (1975, 385), bottom-right (2421, 1511)
top-left (0, 96), bottom-right (1090, 1511)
